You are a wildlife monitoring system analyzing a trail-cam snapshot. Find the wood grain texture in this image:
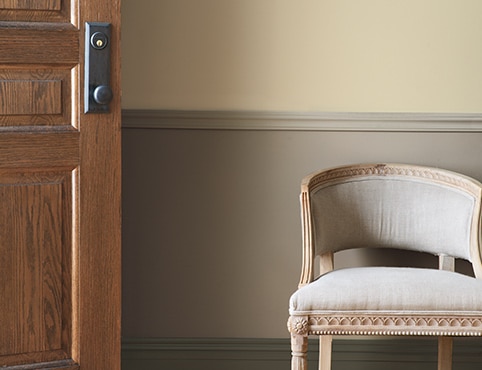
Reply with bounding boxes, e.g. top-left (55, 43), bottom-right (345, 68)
top-left (0, 0), bottom-right (121, 368)
top-left (0, 80), bottom-right (62, 115)
top-left (0, 0), bottom-right (61, 10)
top-left (0, 131), bottom-right (79, 169)
top-left (0, 25), bottom-right (78, 64)
top-left (0, 172), bottom-right (73, 367)
top-left (0, 0), bottom-right (70, 23)
top-left (0, 359), bottom-right (78, 370)
top-left (77, 0), bottom-right (122, 369)
top-left (0, 68), bottom-right (72, 126)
